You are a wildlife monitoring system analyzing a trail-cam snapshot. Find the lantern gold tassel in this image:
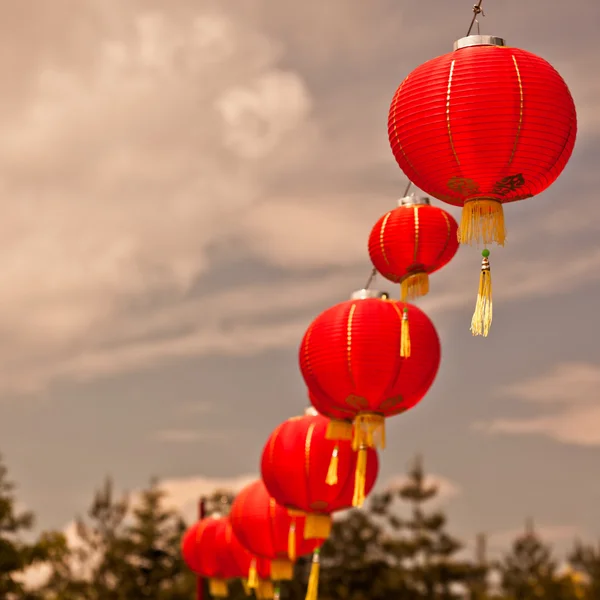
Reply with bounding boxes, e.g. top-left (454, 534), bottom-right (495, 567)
top-left (352, 413), bottom-right (385, 451)
top-left (256, 580), bottom-right (275, 600)
top-left (208, 579), bottom-right (228, 598)
top-left (242, 580), bottom-right (251, 596)
top-left (325, 445), bottom-right (339, 485)
top-left (352, 445), bottom-right (368, 507)
top-left (288, 518), bottom-right (297, 561)
top-left (459, 198), bottom-right (506, 247)
top-left (304, 514), bottom-right (332, 540)
top-left (248, 558), bottom-right (259, 589)
top-left (400, 307), bottom-right (411, 358)
top-left (470, 249), bottom-right (492, 337)
top-left (400, 271), bottom-right (429, 301)
top-left (270, 559), bottom-right (294, 581)
top-left (325, 419), bottom-right (353, 441)
top-left (304, 549), bottom-right (321, 600)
